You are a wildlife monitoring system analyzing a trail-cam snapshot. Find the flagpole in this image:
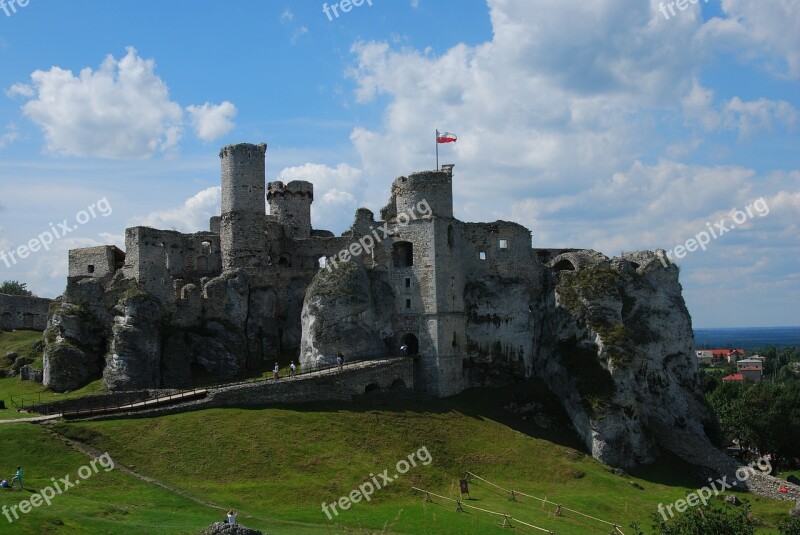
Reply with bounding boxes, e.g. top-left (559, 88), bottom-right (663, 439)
top-left (435, 129), bottom-right (439, 170)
